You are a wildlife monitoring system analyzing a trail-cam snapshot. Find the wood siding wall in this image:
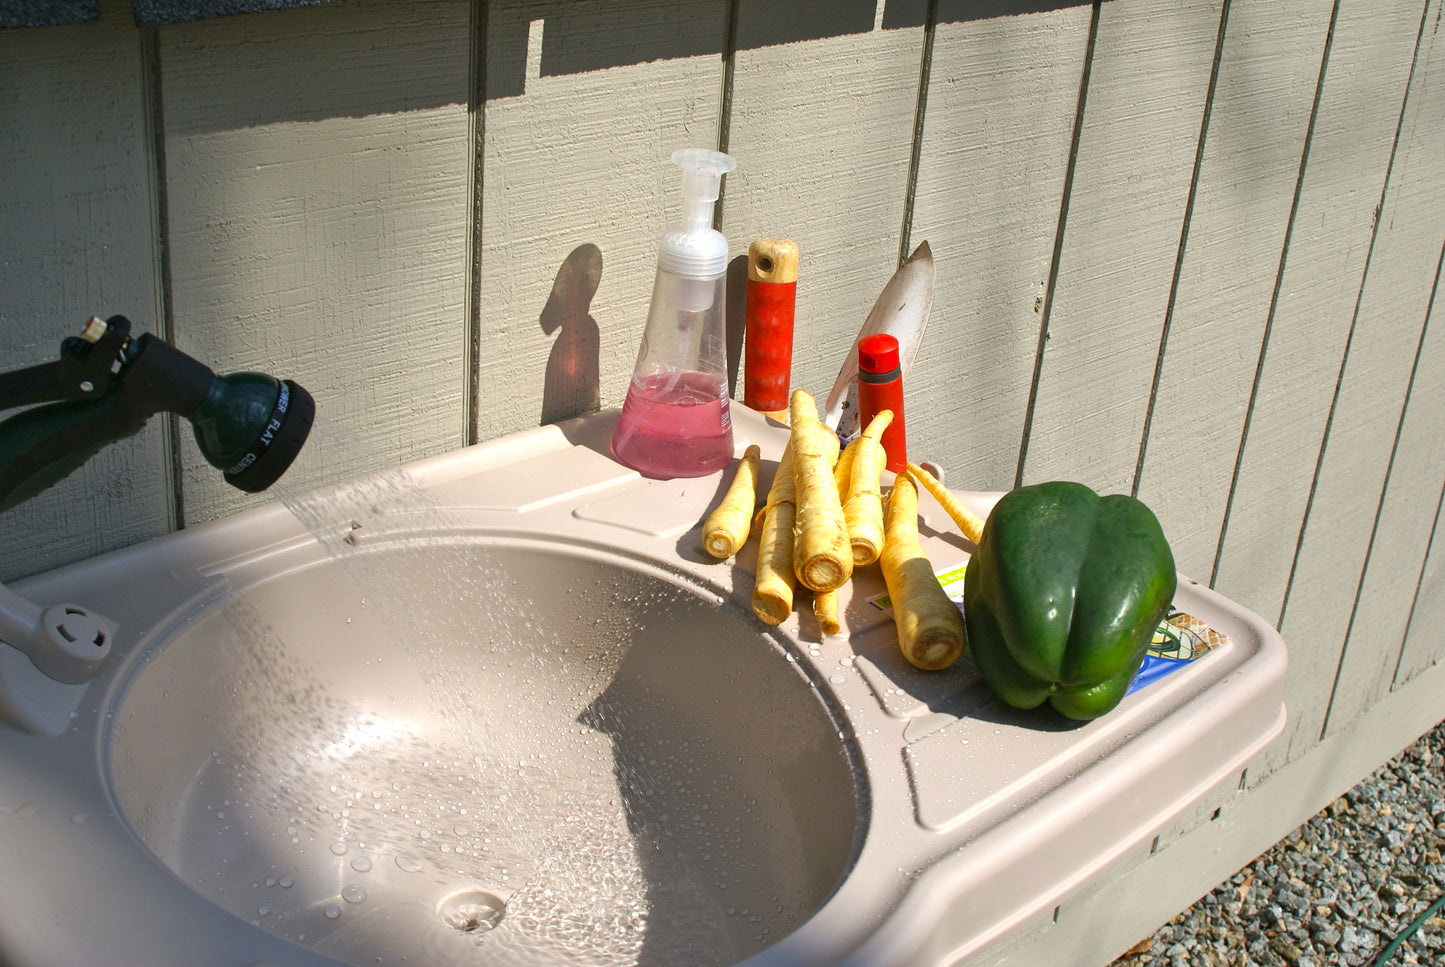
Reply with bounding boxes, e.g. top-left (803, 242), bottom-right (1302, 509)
top-left (3, 0), bottom-right (1443, 961)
